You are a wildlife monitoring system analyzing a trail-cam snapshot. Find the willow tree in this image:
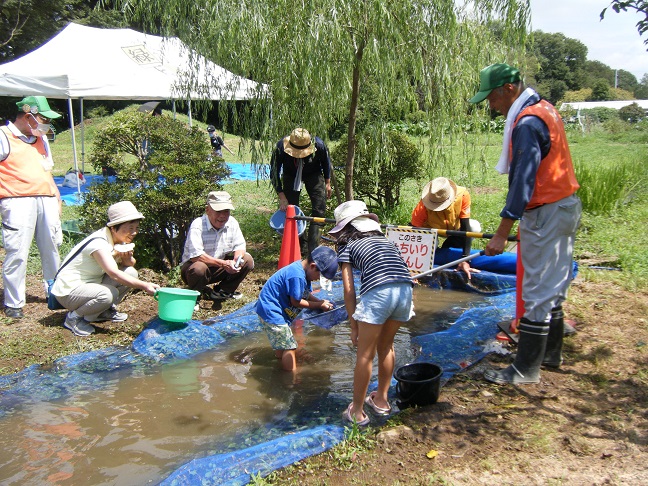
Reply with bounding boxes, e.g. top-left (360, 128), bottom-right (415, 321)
top-left (116, 0), bottom-right (529, 200)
